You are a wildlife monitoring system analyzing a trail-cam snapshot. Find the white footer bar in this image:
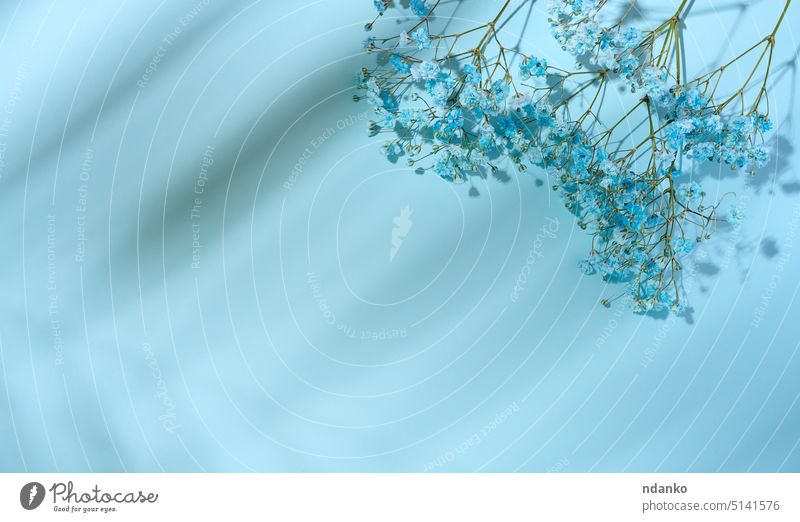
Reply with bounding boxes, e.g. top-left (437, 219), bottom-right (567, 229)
top-left (1, 473), bottom-right (797, 521)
